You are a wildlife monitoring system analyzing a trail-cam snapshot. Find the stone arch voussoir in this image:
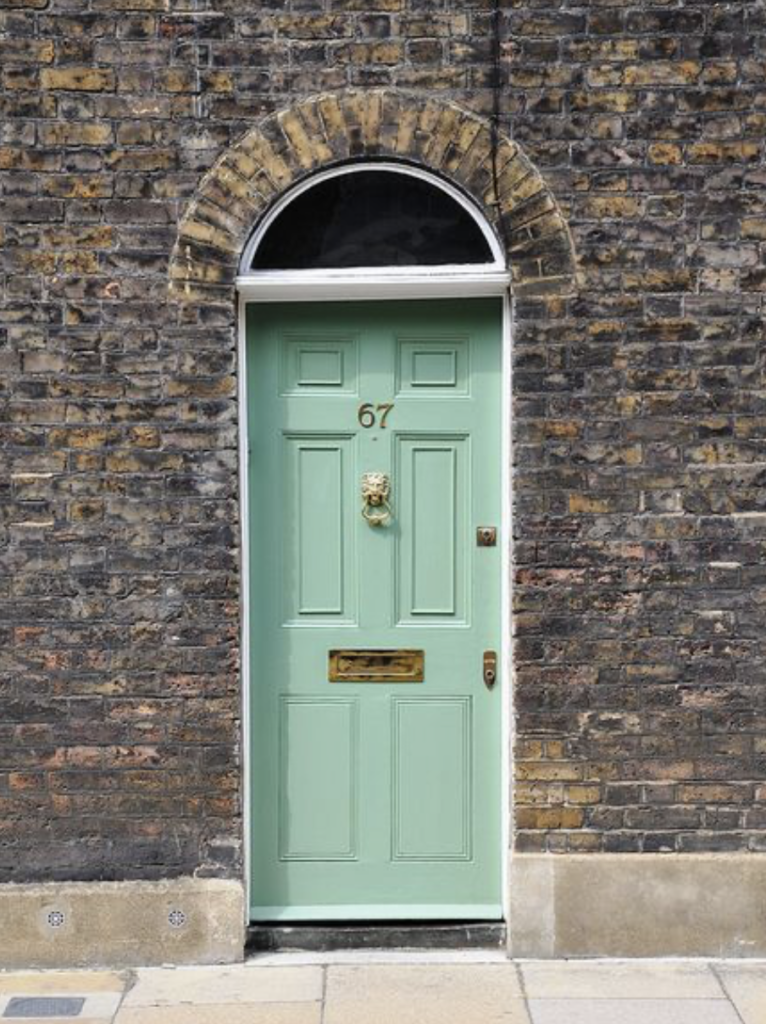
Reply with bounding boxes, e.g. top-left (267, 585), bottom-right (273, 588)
top-left (168, 89), bottom-right (579, 306)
